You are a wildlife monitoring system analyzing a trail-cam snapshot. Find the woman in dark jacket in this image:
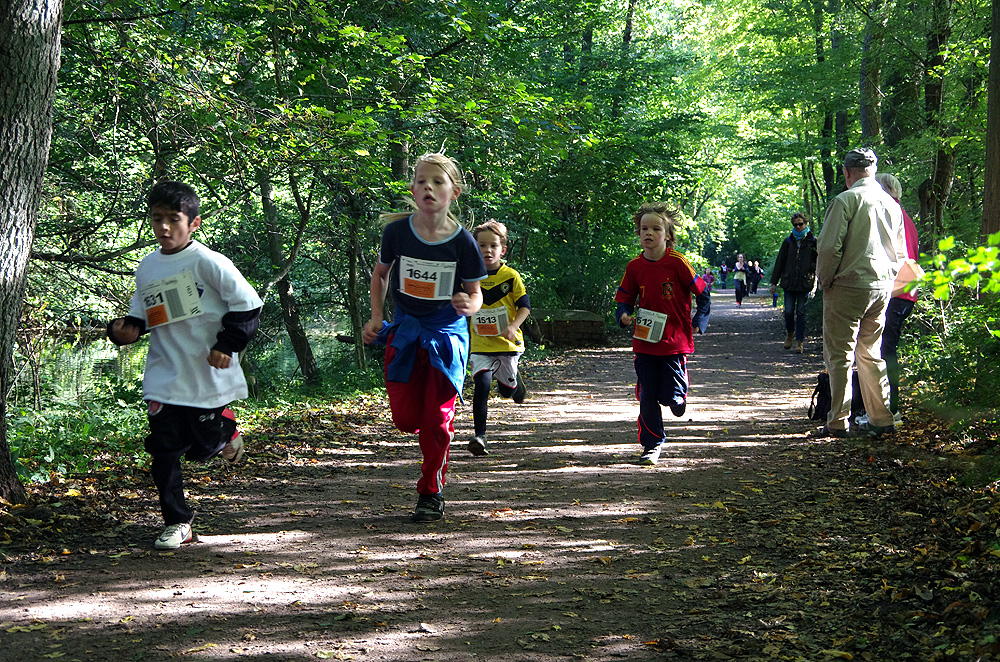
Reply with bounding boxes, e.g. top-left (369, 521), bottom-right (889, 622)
top-left (769, 212), bottom-right (817, 353)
